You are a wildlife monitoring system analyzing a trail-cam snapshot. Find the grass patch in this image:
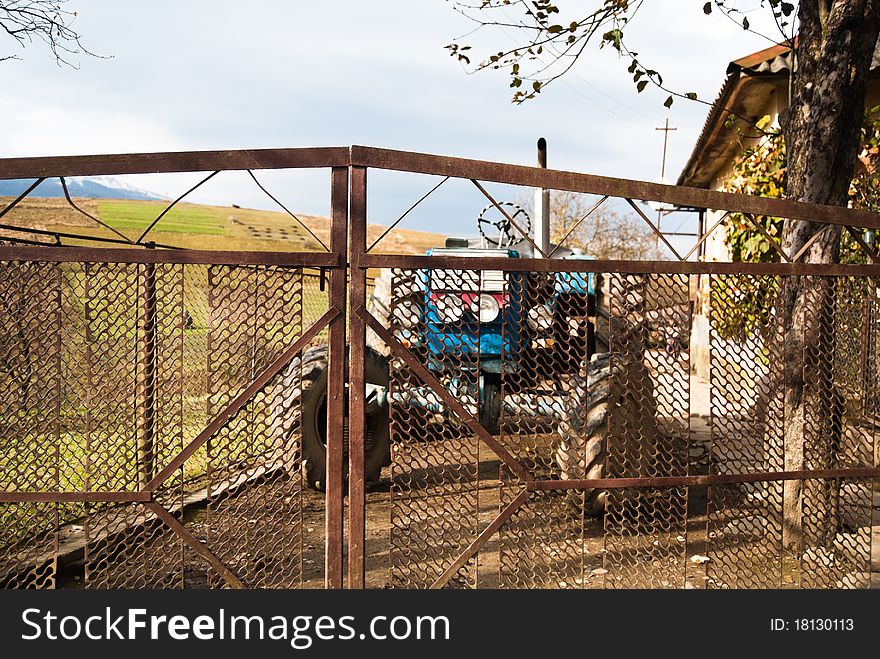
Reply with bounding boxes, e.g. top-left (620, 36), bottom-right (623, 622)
top-left (97, 201), bottom-right (230, 236)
